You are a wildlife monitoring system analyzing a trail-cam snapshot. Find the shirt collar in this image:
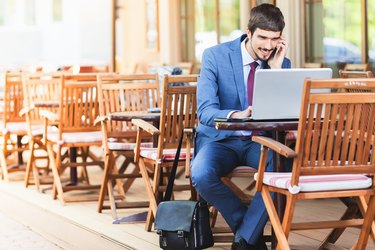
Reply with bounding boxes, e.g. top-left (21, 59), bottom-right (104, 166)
top-left (241, 37), bottom-right (261, 67)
